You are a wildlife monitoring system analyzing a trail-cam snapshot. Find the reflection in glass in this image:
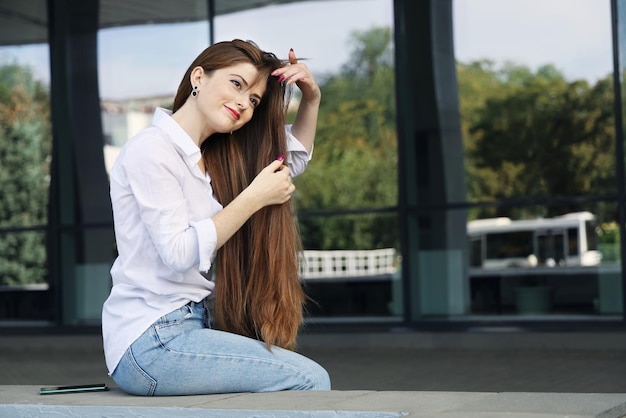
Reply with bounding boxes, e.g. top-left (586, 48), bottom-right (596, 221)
top-left (467, 205), bottom-right (621, 317)
top-left (215, 1), bottom-right (396, 211)
top-left (450, 1), bottom-right (622, 319)
top-left (213, 1), bottom-right (398, 320)
top-left (0, 43), bottom-right (51, 289)
top-left (0, 231), bottom-right (51, 320)
top-left (98, 21), bottom-right (209, 171)
top-left (454, 0), bottom-right (614, 203)
top-left (469, 212), bottom-right (601, 270)
top-left (298, 212), bottom-right (400, 319)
